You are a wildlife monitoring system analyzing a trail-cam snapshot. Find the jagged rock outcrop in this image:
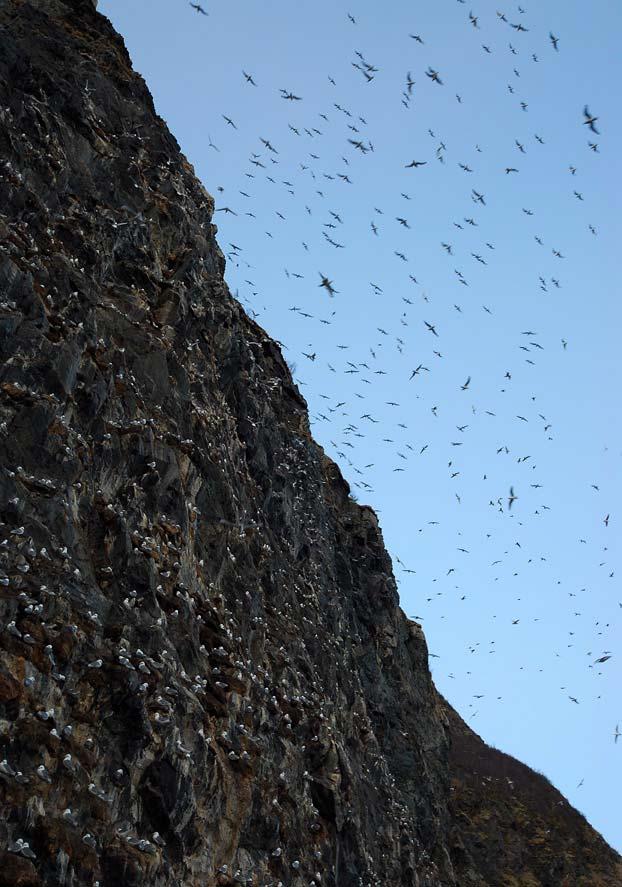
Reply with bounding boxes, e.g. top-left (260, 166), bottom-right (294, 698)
top-left (0, 1), bottom-right (619, 885)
